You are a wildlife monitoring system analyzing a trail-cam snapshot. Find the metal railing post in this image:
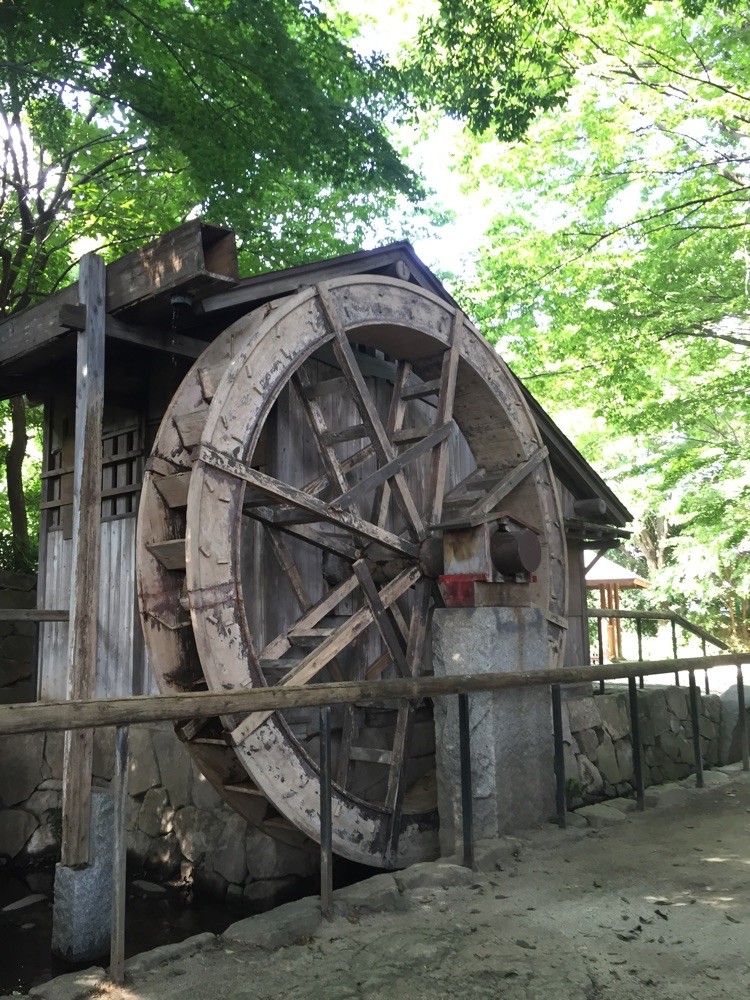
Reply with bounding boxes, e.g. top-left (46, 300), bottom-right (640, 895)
top-left (458, 693), bottom-right (475, 869)
top-left (110, 724), bottom-right (129, 984)
top-left (627, 677), bottom-right (645, 811)
top-left (688, 671), bottom-right (704, 789)
top-left (672, 619), bottom-right (679, 685)
top-left (551, 684), bottom-right (566, 828)
top-left (319, 706), bottom-right (333, 920)
top-left (636, 618), bottom-right (644, 689)
top-left (597, 619), bottom-right (605, 694)
top-left (737, 664), bottom-right (749, 773)
top-left (702, 639), bottom-right (709, 694)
